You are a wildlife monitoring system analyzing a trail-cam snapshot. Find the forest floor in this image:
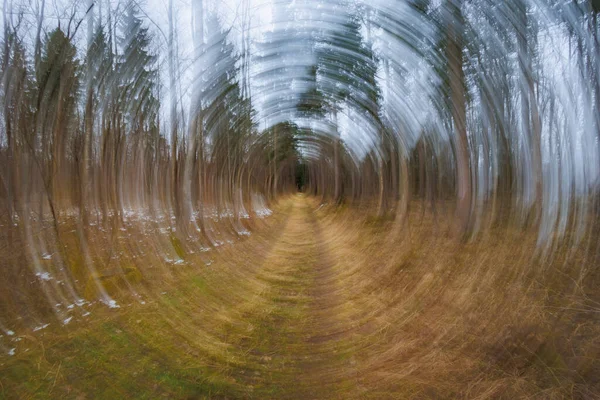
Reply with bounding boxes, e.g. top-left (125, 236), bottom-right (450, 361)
top-left (1, 194), bottom-right (599, 399)
top-left (0, 195), bottom-right (361, 399)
